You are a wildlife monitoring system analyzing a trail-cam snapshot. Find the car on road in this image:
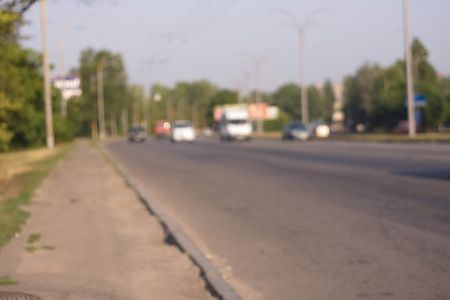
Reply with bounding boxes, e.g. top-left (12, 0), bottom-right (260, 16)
top-left (219, 108), bottom-right (252, 141)
top-left (128, 125), bottom-right (147, 142)
top-left (154, 120), bottom-right (171, 139)
top-left (309, 121), bottom-right (331, 138)
top-left (281, 121), bottom-right (311, 141)
top-left (171, 120), bottom-right (196, 143)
